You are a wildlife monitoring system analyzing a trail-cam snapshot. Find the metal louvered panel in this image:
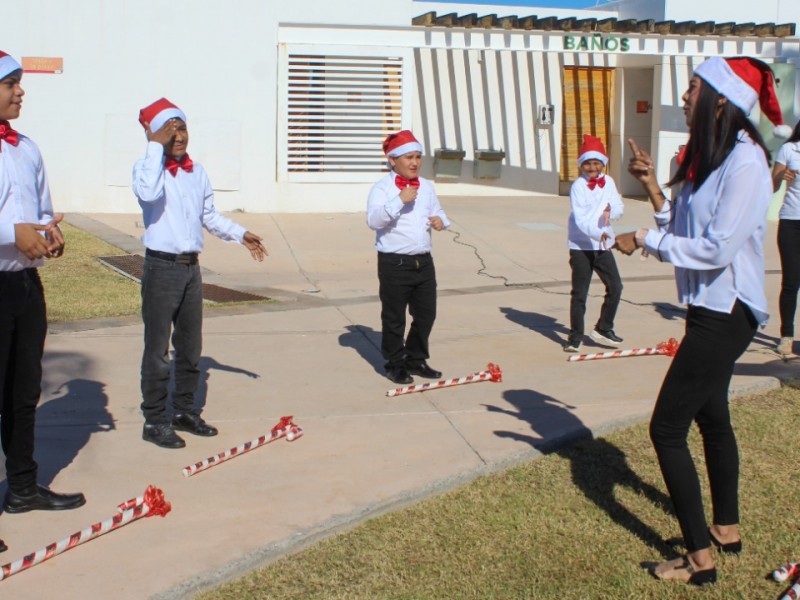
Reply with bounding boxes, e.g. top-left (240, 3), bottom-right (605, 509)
top-left (284, 53), bottom-right (405, 175)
